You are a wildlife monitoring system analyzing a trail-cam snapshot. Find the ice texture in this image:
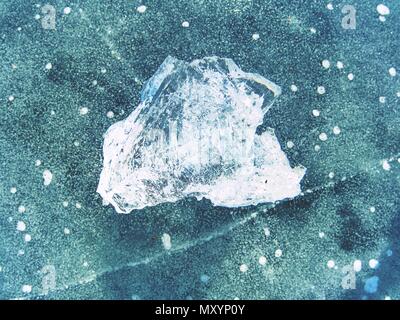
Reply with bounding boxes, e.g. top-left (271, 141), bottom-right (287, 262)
top-left (97, 56), bottom-right (306, 213)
